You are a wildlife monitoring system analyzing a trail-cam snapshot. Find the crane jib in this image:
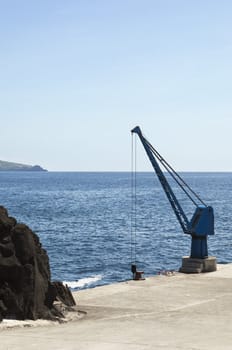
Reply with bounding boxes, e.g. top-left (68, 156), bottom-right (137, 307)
top-left (131, 126), bottom-right (214, 238)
